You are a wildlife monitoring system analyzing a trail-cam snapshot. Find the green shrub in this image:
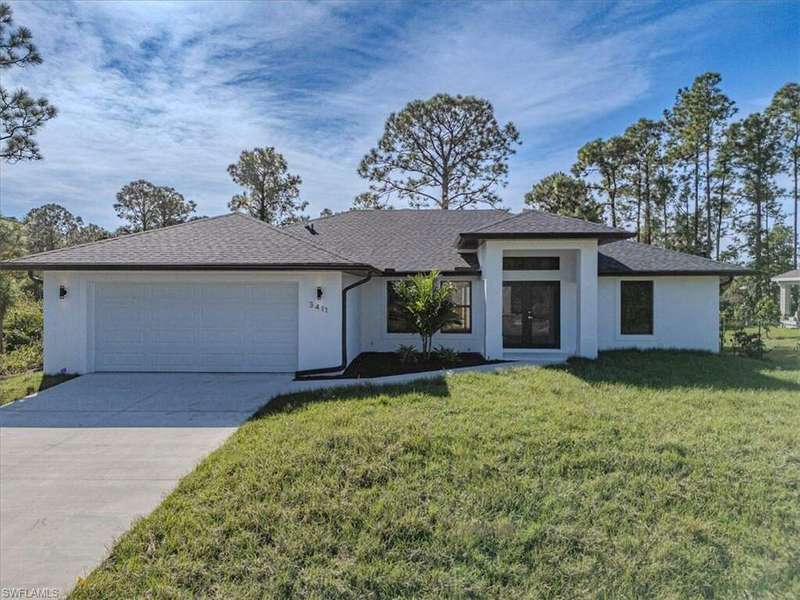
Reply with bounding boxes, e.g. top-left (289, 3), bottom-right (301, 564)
top-left (396, 344), bottom-right (419, 365)
top-left (432, 345), bottom-right (460, 366)
top-left (3, 296), bottom-right (43, 351)
top-left (732, 330), bottom-right (766, 358)
top-left (0, 341), bottom-right (43, 375)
